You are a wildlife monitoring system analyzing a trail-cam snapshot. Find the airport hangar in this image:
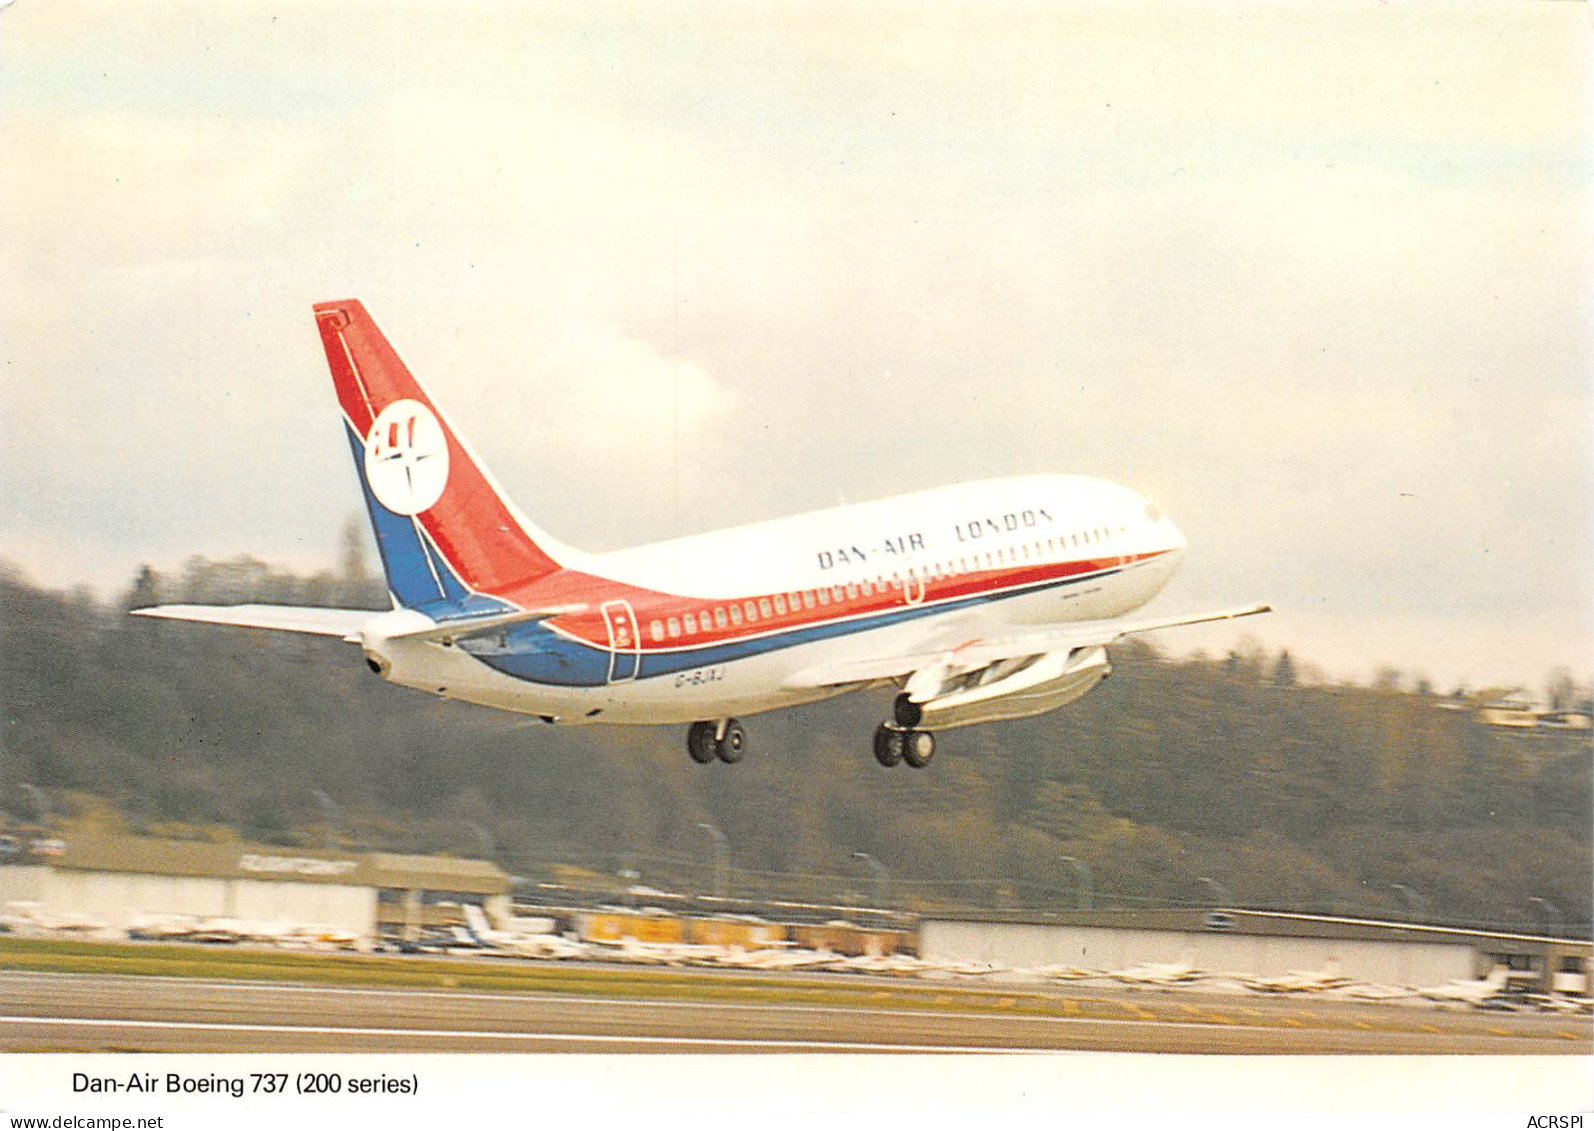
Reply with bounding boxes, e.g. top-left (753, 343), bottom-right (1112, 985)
top-left (4, 833), bottom-right (1588, 994)
top-left (918, 909), bottom-right (1592, 993)
top-left (0, 834), bottom-right (509, 941)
